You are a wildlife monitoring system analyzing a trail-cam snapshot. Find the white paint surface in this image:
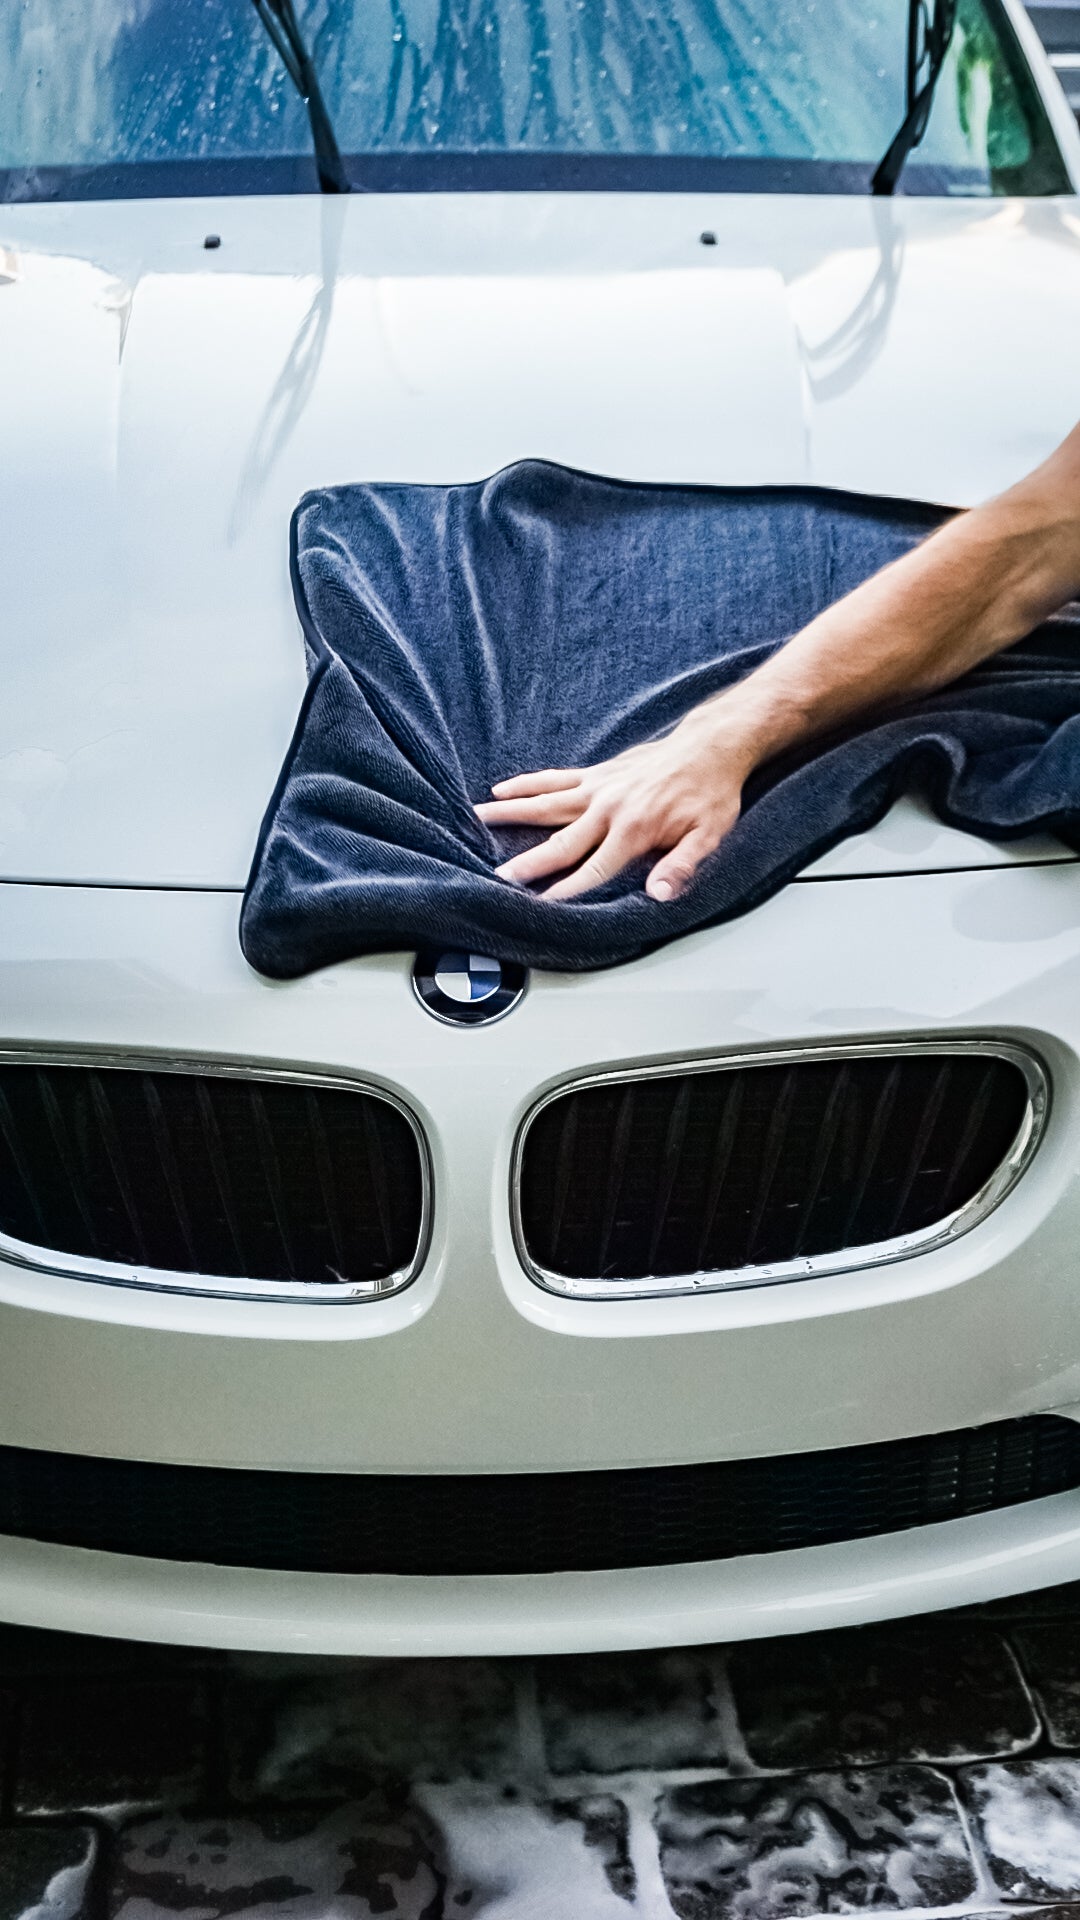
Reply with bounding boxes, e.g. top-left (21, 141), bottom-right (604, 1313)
top-left (3, 190), bottom-right (1080, 886)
